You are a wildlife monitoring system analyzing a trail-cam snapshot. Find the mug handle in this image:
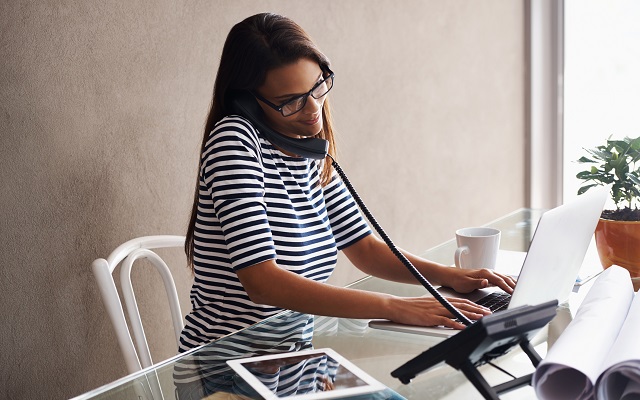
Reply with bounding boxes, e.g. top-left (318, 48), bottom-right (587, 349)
top-left (454, 246), bottom-right (469, 268)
